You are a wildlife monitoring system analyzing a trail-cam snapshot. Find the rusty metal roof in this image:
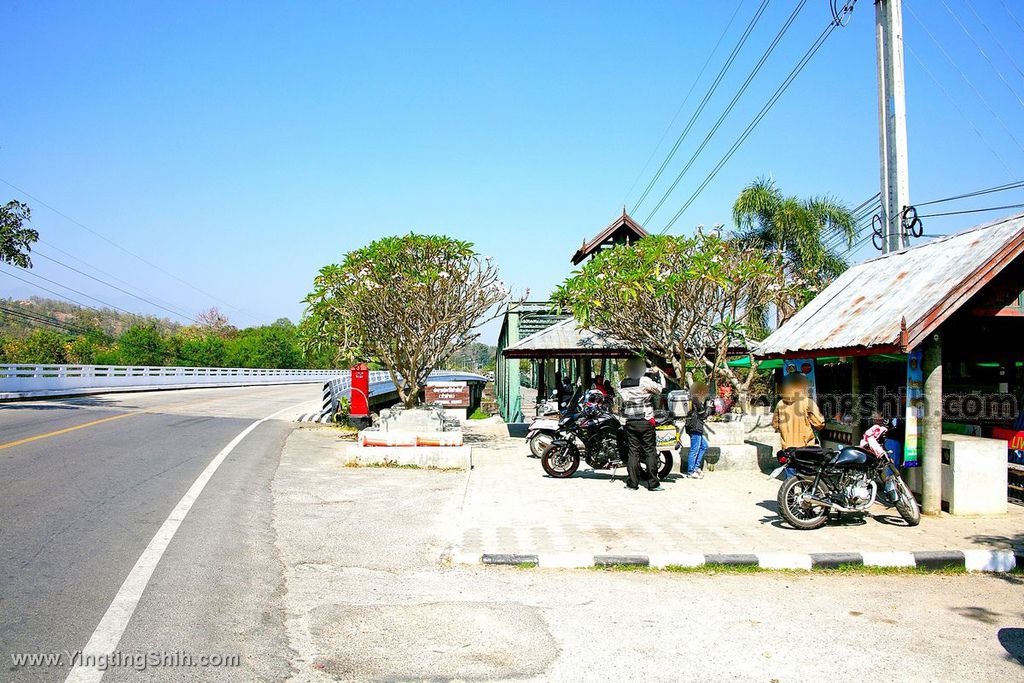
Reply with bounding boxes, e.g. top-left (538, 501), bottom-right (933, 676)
top-left (502, 318), bottom-right (636, 358)
top-left (755, 211), bottom-right (1024, 359)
